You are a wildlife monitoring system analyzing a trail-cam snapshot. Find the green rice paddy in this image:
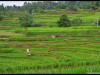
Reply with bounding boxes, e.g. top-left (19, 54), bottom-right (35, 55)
top-left (0, 12), bottom-right (100, 74)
